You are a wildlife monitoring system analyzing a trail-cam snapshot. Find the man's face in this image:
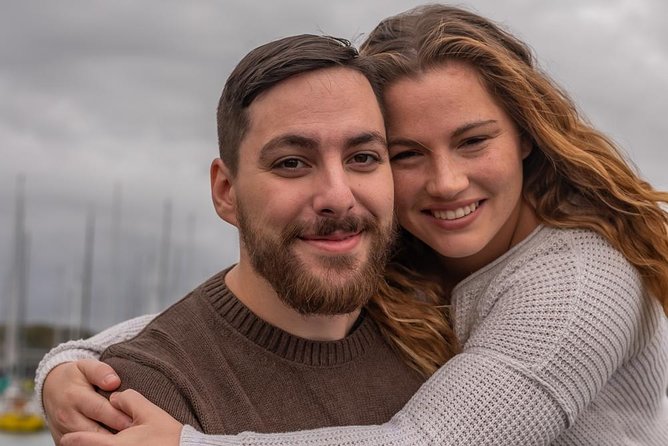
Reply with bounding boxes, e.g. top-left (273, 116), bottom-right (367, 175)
top-left (230, 67), bottom-right (395, 315)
